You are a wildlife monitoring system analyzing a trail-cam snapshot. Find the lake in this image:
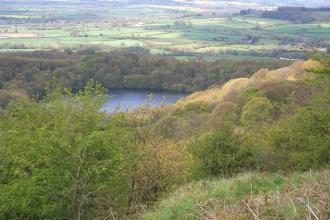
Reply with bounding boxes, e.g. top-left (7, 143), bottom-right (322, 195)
top-left (101, 89), bottom-right (188, 112)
